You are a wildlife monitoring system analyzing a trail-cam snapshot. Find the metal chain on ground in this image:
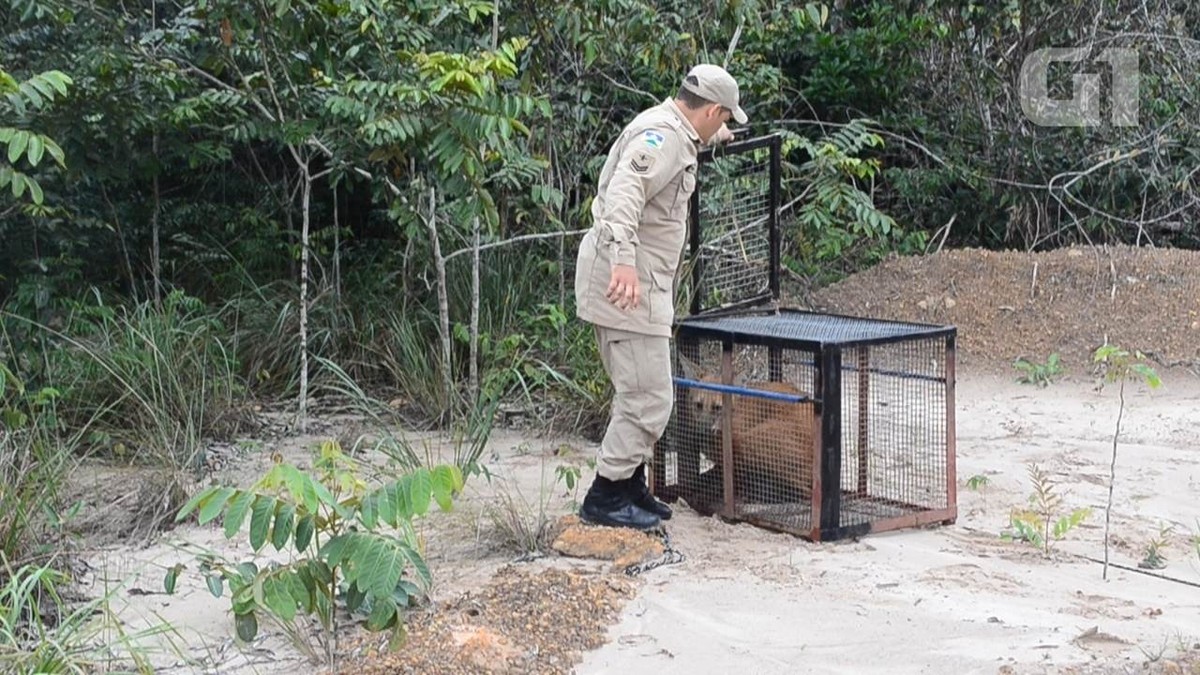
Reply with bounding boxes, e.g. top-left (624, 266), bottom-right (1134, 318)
top-left (623, 527), bottom-right (686, 576)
